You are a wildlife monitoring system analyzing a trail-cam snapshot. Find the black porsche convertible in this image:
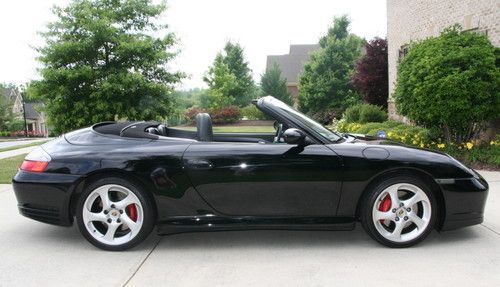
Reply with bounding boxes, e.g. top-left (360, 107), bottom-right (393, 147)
top-left (13, 96), bottom-right (488, 250)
